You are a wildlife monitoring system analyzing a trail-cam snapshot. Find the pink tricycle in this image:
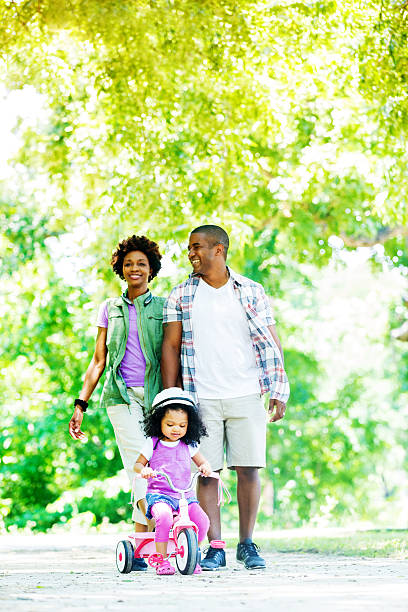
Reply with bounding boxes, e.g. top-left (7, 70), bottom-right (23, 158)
top-left (116, 470), bottom-right (230, 575)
